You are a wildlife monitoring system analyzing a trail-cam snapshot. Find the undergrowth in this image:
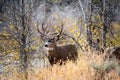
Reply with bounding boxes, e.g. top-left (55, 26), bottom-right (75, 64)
top-left (0, 50), bottom-right (120, 80)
